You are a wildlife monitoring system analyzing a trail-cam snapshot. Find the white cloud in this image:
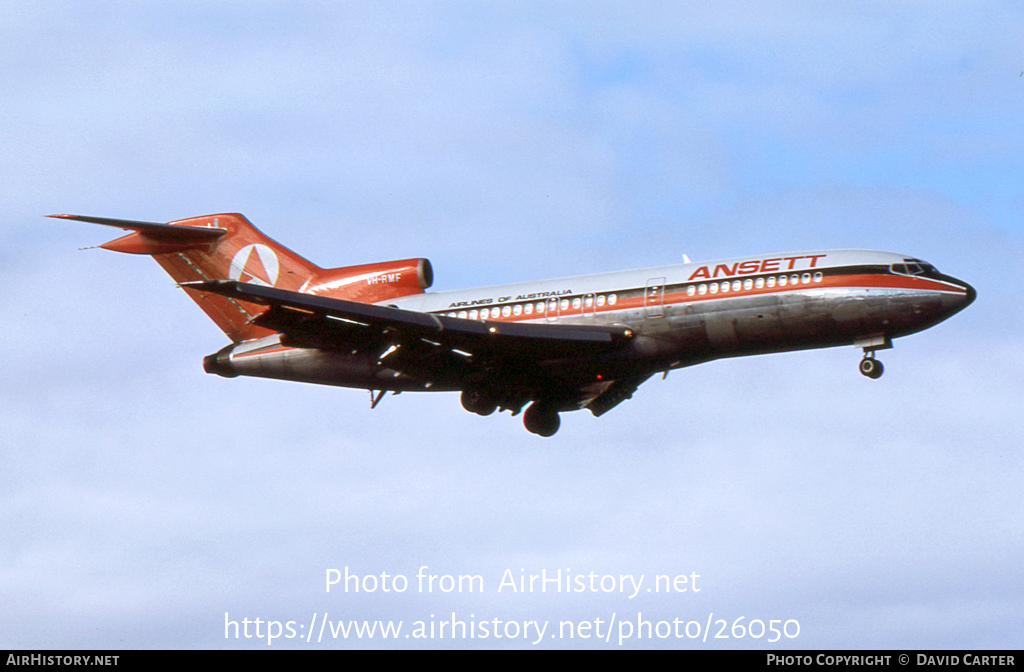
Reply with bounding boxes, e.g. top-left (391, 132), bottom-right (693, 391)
top-left (1, 0), bottom-right (1021, 649)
